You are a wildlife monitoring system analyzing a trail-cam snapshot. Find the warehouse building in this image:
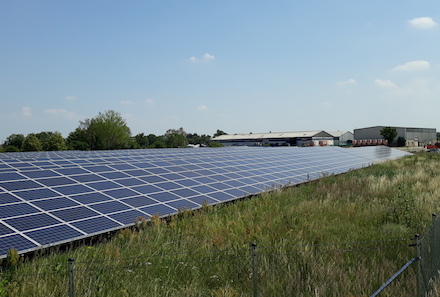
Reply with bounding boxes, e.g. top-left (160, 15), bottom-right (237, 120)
top-left (212, 130), bottom-right (346, 147)
top-left (328, 131), bottom-right (354, 146)
top-left (354, 126), bottom-right (437, 146)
